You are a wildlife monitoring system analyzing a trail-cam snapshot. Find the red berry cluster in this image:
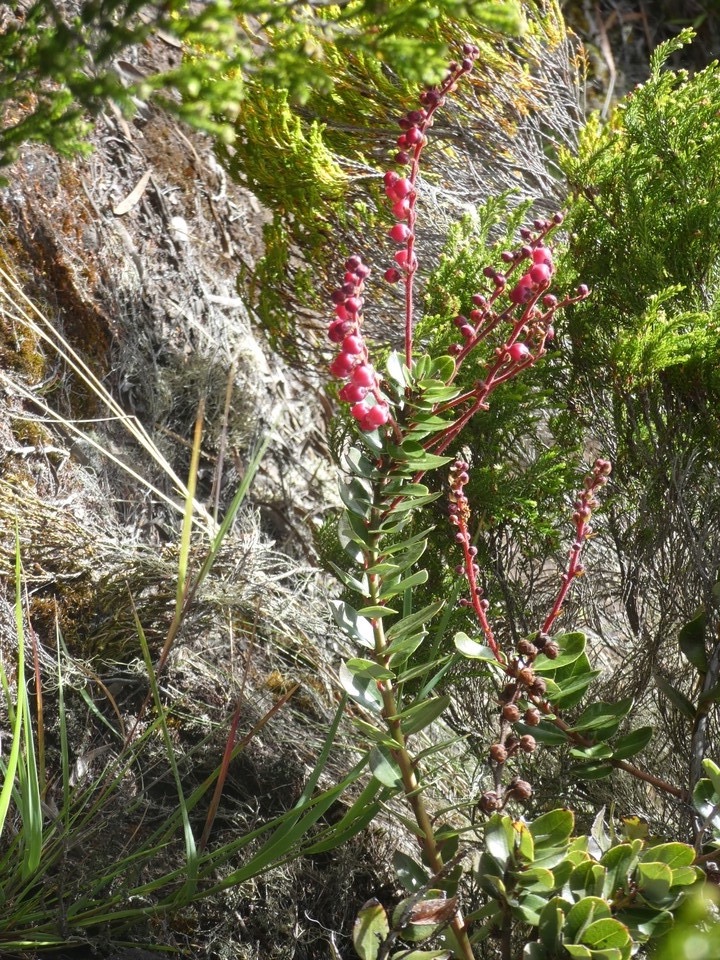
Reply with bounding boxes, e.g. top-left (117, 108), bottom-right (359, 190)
top-left (328, 255), bottom-right (390, 431)
top-left (383, 44), bottom-right (480, 287)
